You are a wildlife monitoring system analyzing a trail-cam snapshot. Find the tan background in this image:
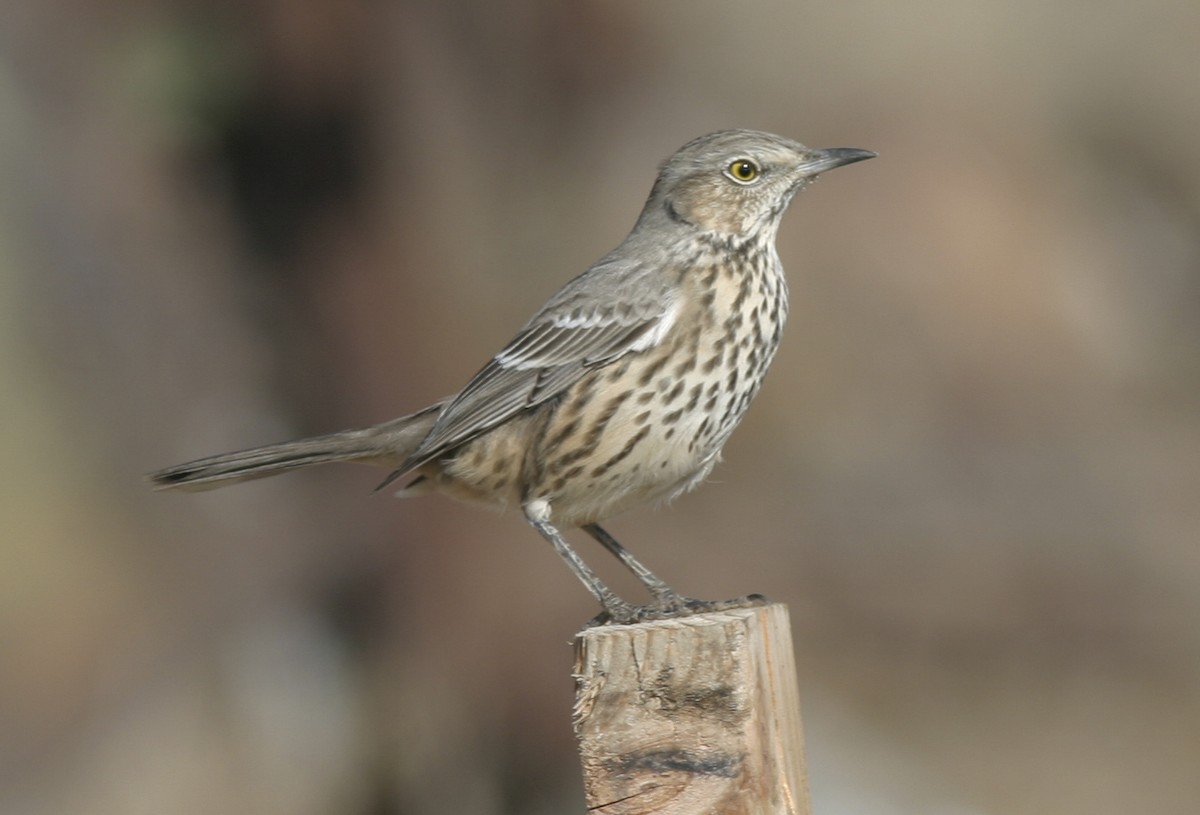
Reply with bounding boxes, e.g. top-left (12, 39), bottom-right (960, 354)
top-left (2, 2), bottom-right (1197, 813)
